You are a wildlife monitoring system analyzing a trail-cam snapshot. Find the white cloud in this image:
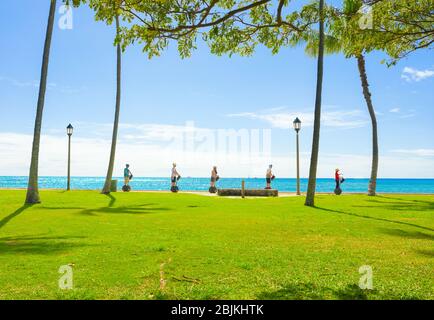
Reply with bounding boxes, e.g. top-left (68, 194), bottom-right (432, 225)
top-left (1, 130), bottom-right (434, 178)
top-left (0, 76), bottom-right (55, 89)
top-left (398, 114), bottom-right (416, 119)
top-left (401, 67), bottom-right (434, 82)
top-left (75, 121), bottom-right (229, 146)
top-left (391, 149), bottom-right (434, 157)
top-left (227, 108), bottom-right (368, 129)
top-left (388, 107), bottom-right (416, 118)
top-left (0, 75), bottom-right (81, 94)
